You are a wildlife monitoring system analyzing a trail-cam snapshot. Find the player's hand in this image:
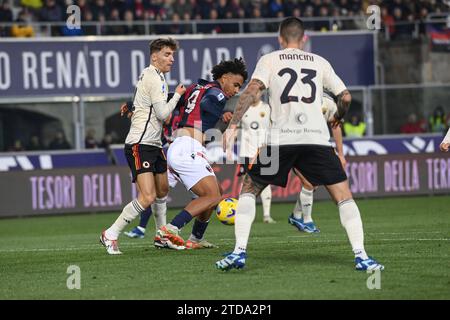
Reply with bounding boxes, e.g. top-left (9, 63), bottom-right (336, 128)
top-left (120, 101), bottom-right (134, 119)
top-left (338, 153), bottom-right (347, 169)
top-left (175, 84), bottom-right (186, 96)
top-left (440, 142), bottom-right (450, 152)
top-left (222, 112), bottom-right (233, 123)
top-left (223, 125), bottom-right (238, 162)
